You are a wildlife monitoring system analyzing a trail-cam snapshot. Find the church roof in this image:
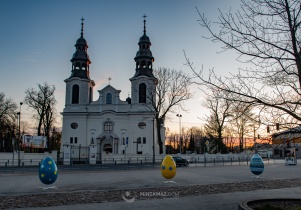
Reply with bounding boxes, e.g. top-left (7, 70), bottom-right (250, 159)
top-left (98, 84), bottom-right (121, 93)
